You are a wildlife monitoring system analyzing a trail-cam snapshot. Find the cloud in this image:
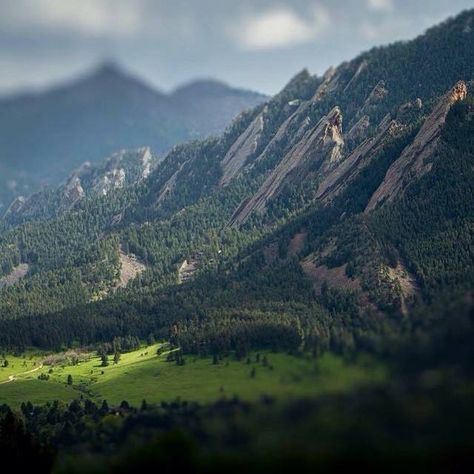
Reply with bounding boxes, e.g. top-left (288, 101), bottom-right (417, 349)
top-left (231, 5), bottom-right (330, 51)
top-left (0, 0), bottom-right (146, 37)
top-left (359, 15), bottom-right (413, 41)
top-left (367, 0), bottom-right (394, 12)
